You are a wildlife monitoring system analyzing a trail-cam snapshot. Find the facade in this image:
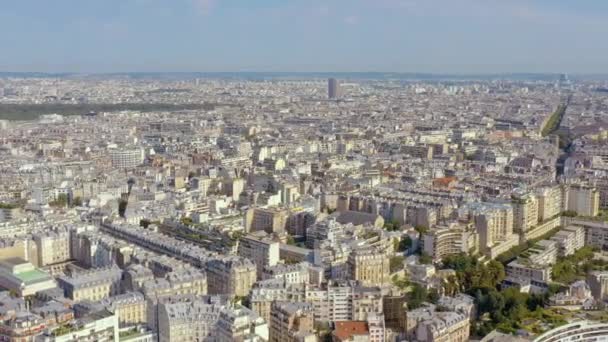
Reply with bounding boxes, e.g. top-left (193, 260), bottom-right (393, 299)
top-left (205, 257), bottom-right (257, 297)
top-left (533, 321), bottom-right (608, 342)
top-left (536, 185), bottom-right (563, 222)
top-left (157, 298), bottom-right (222, 342)
top-left (348, 249), bottom-right (390, 287)
top-left (109, 147), bottom-right (144, 169)
top-left (237, 232), bottom-right (280, 278)
top-left (33, 229), bottom-right (71, 267)
top-left (567, 184), bottom-right (600, 217)
top-left (512, 191), bottom-right (539, 233)
top-left (245, 207), bottom-right (288, 234)
top-left (100, 292), bottom-right (147, 327)
top-left (422, 224), bottom-right (477, 262)
top-left (587, 271), bottom-right (608, 302)
top-left (269, 301), bottom-right (315, 342)
top-left (506, 261), bottom-right (552, 283)
top-left (473, 203), bottom-right (519, 258)
top-left (57, 266), bottom-right (122, 302)
top-left (550, 225), bottom-right (585, 257)
top-left (415, 312), bottom-right (470, 342)
top-left (39, 310), bottom-right (119, 342)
